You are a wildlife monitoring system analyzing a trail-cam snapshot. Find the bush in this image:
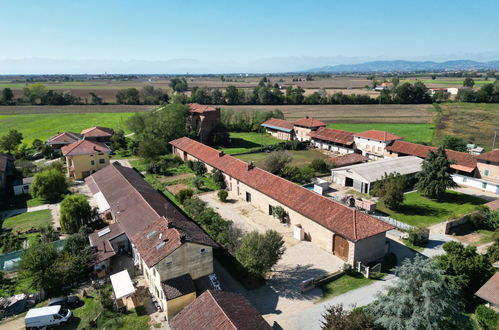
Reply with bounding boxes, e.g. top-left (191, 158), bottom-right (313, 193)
top-left (192, 176), bottom-right (203, 190)
top-left (217, 190), bottom-right (228, 202)
top-left (59, 194), bottom-right (94, 234)
top-left (263, 150), bottom-right (292, 174)
top-left (31, 169), bottom-right (68, 202)
top-left (212, 169), bottom-right (226, 189)
top-left (475, 305), bottom-right (499, 330)
top-left (272, 205), bottom-right (287, 223)
top-left (176, 189), bottom-right (194, 204)
top-left (310, 159), bottom-right (328, 173)
top-left (186, 160), bottom-right (194, 170)
top-left (192, 161), bottom-right (207, 176)
top-left (470, 207), bottom-right (499, 231)
top-left (407, 226), bottom-right (429, 247)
